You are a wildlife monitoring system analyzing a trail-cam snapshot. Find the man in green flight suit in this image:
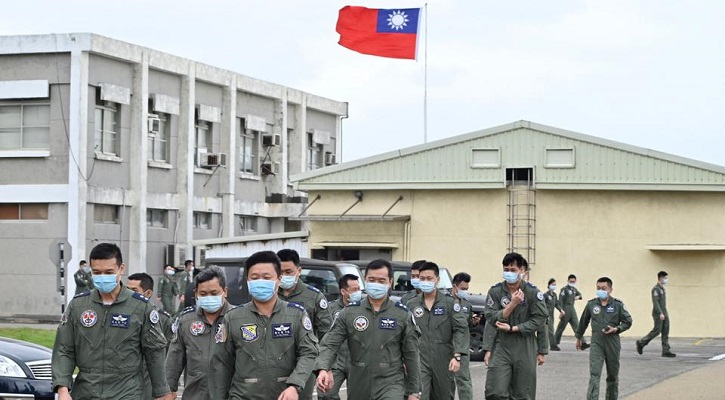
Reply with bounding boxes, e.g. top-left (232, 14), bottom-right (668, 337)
top-left (406, 262), bottom-right (469, 400)
top-left (554, 274), bottom-right (590, 350)
top-left (451, 272), bottom-right (481, 400)
top-left (316, 259), bottom-right (422, 400)
top-left (166, 266), bottom-right (234, 400)
top-left (544, 278), bottom-right (562, 351)
top-left (636, 270), bottom-right (676, 357)
top-left (51, 243), bottom-right (171, 400)
top-left (127, 272), bottom-right (174, 400)
top-left (176, 259), bottom-right (194, 313)
top-left (575, 277), bottom-right (633, 400)
top-left (209, 251), bottom-right (319, 400)
top-left (158, 264), bottom-right (178, 313)
top-left (74, 259), bottom-right (94, 294)
top-left (483, 252), bottom-right (548, 400)
top-left (400, 260), bottom-right (426, 304)
top-left (318, 274), bottom-right (362, 400)
top-left (277, 248), bottom-right (333, 400)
